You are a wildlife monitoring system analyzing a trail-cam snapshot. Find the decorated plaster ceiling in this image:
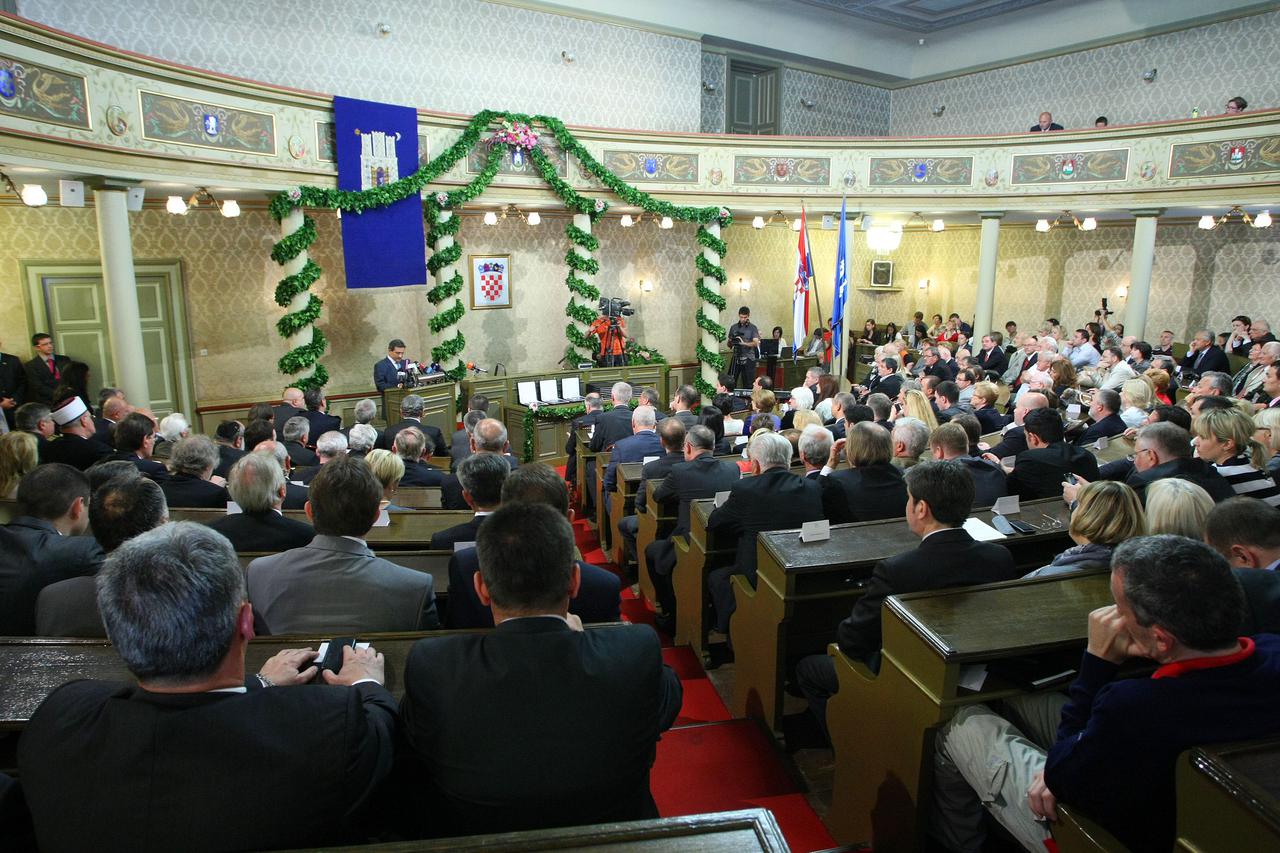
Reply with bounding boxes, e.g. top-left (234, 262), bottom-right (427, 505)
top-left (791, 0), bottom-right (1058, 34)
